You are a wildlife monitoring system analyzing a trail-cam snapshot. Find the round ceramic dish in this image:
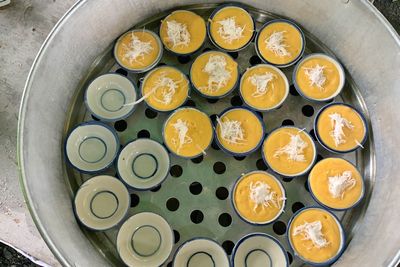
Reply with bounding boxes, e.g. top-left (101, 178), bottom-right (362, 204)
top-left (232, 171), bottom-right (286, 225)
top-left (215, 107), bottom-right (265, 157)
top-left (113, 29), bottom-right (163, 73)
top-left (293, 53), bottom-right (345, 102)
top-left (173, 238), bottom-right (229, 267)
top-left (117, 212), bottom-right (174, 267)
top-left (65, 121), bottom-right (119, 173)
top-left (140, 65), bottom-right (190, 112)
top-left (190, 50), bottom-right (239, 99)
top-left (162, 107), bottom-right (213, 159)
top-left (85, 73), bottom-right (137, 121)
top-left (239, 64), bottom-right (289, 112)
top-left (207, 4), bottom-right (255, 52)
top-left (232, 233), bottom-right (289, 267)
top-left (159, 10), bottom-right (207, 55)
top-left (287, 207), bottom-right (346, 266)
top-left (308, 157), bottom-right (365, 211)
top-left (262, 126), bottom-right (317, 177)
top-left (314, 102), bottom-right (368, 154)
top-left (74, 175), bottom-right (130, 231)
top-left (255, 19), bottom-right (305, 68)
top-left (117, 138), bottom-right (170, 190)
